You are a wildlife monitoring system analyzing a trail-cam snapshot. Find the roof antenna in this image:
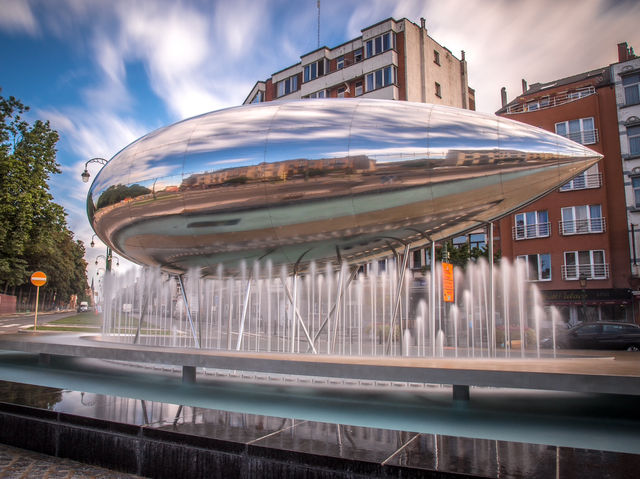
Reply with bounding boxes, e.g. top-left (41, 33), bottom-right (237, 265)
top-left (317, 0), bottom-right (320, 48)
